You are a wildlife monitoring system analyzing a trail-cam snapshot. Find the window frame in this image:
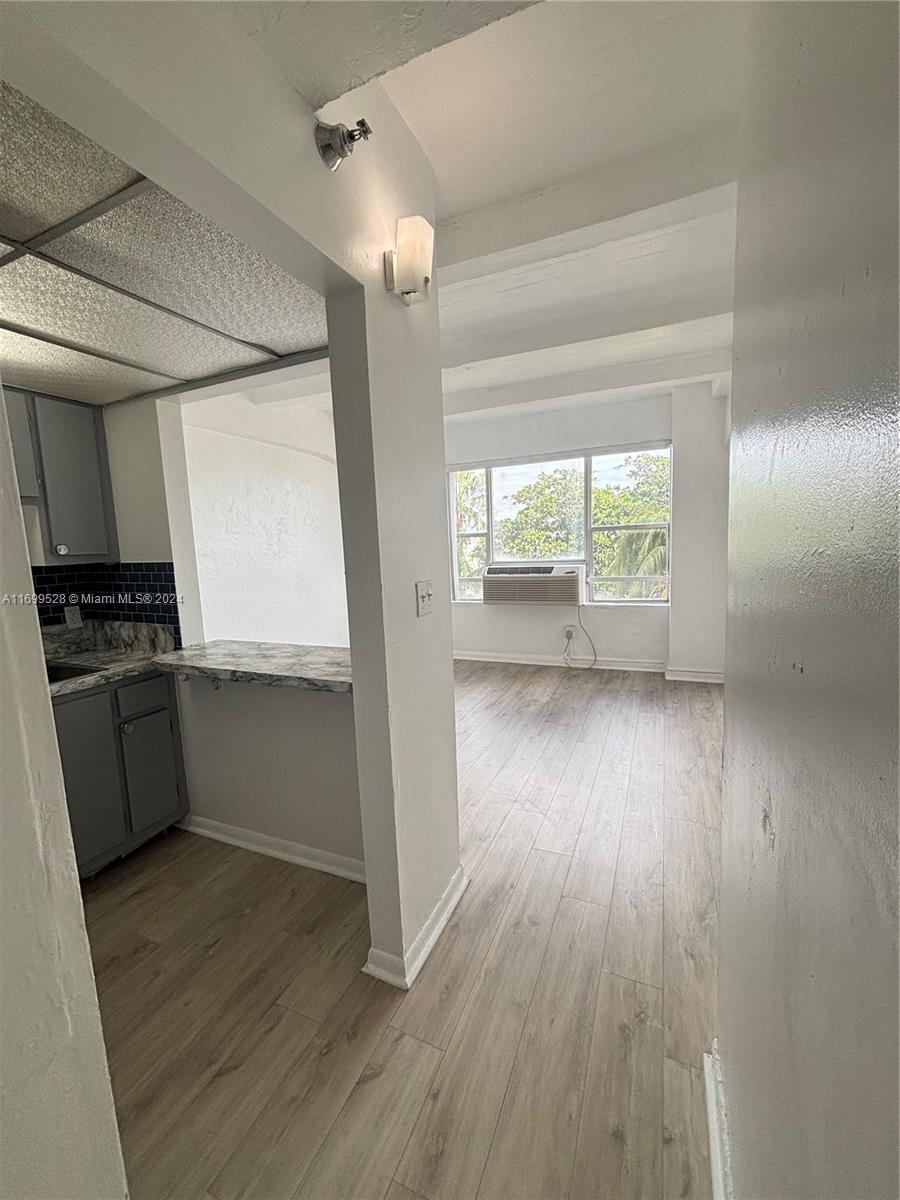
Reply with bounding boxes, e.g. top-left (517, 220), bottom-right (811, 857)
top-left (448, 441), bottom-right (672, 604)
